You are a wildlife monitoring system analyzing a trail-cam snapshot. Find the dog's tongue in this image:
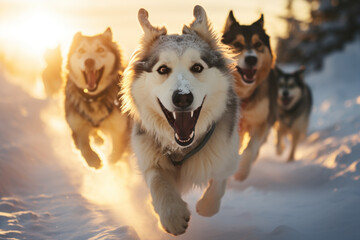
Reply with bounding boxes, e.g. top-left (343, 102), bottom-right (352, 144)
top-left (242, 68), bottom-right (257, 79)
top-left (282, 98), bottom-right (292, 106)
top-left (86, 70), bottom-right (97, 90)
top-left (173, 112), bottom-right (195, 140)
